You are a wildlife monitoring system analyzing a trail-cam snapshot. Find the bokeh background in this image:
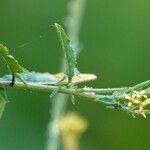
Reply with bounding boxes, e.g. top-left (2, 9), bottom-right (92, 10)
top-left (0, 0), bottom-right (150, 150)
